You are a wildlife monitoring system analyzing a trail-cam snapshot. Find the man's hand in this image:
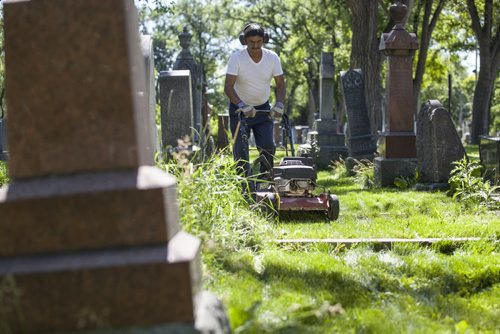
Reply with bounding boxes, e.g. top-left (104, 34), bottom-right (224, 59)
top-left (238, 102), bottom-right (256, 118)
top-left (270, 102), bottom-right (284, 120)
